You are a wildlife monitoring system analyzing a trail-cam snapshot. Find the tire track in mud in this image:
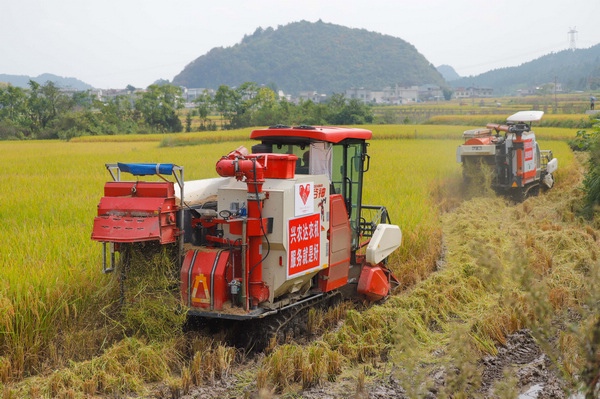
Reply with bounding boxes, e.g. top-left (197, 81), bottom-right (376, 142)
top-left (479, 330), bottom-right (564, 397)
top-left (428, 160), bottom-right (587, 398)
